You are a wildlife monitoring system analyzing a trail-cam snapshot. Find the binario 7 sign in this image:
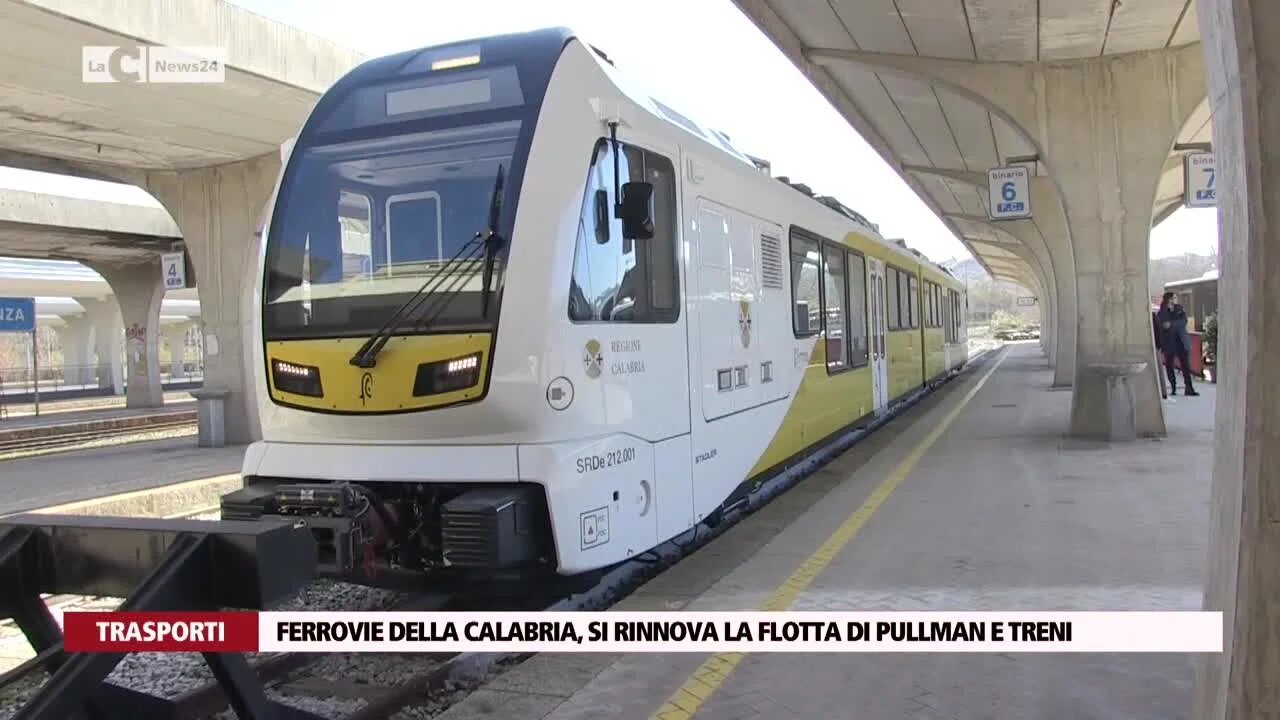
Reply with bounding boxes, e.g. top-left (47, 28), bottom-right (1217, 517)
top-left (0, 297), bottom-right (35, 333)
